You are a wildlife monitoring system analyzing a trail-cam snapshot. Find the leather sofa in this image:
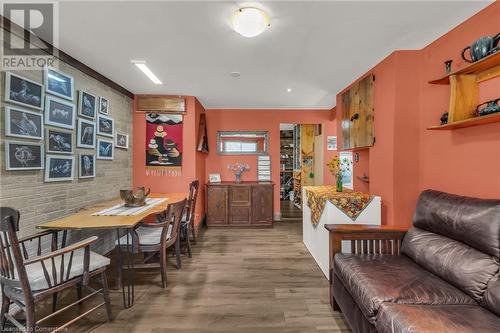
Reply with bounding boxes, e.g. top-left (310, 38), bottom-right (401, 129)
top-left (325, 190), bottom-right (500, 332)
